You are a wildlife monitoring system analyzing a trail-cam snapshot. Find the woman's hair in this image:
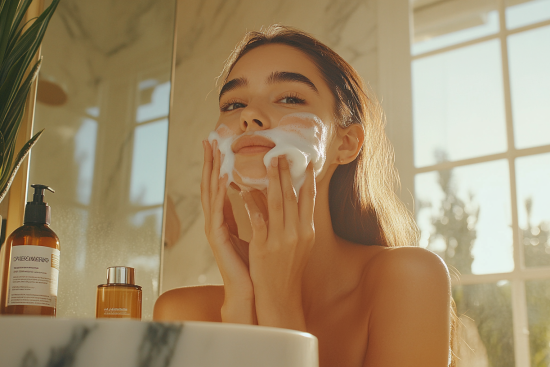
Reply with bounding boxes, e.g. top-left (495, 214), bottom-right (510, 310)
top-left (219, 24), bottom-right (457, 366)
top-left (219, 24), bottom-right (417, 248)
